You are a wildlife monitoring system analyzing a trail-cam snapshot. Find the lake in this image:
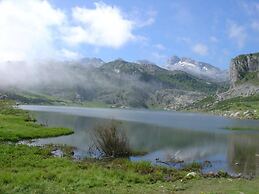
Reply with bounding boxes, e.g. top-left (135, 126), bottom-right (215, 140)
top-left (20, 105), bottom-right (259, 177)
